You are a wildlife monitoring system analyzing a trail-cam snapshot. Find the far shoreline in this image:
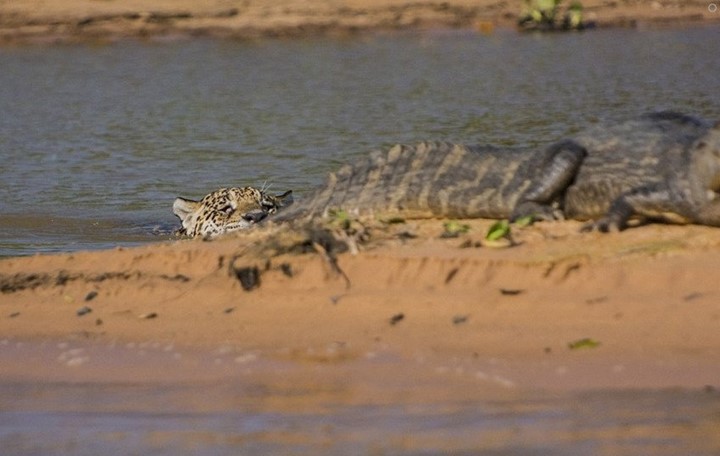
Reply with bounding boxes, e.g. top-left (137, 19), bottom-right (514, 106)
top-left (1, 0), bottom-right (719, 46)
